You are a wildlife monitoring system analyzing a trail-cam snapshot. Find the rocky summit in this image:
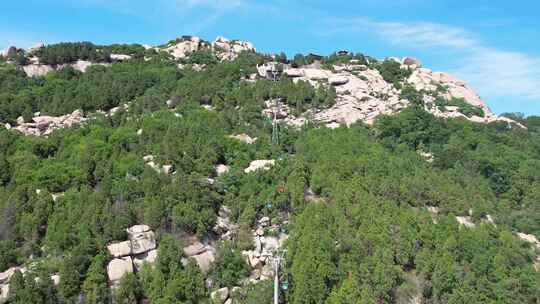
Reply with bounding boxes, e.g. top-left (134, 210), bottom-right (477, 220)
top-left (0, 35), bottom-right (524, 137)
